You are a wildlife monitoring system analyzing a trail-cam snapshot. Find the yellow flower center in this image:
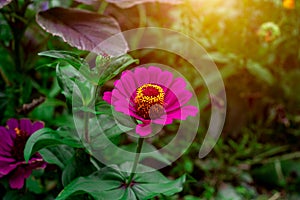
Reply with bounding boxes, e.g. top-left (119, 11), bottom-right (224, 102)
top-left (134, 83), bottom-right (165, 119)
top-left (14, 127), bottom-right (21, 135)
